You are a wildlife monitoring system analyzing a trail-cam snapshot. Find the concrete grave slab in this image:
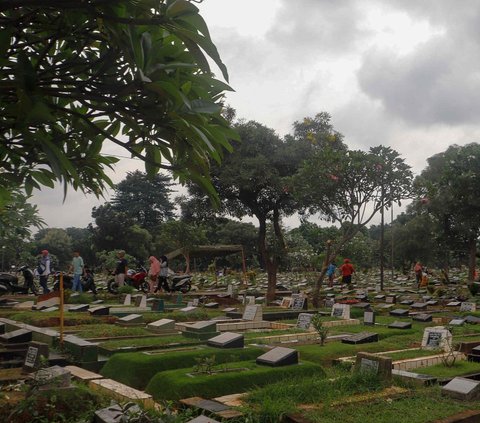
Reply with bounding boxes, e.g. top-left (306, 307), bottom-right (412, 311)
top-left (400, 300), bottom-right (414, 305)
top-left (388, 321), bottom-right (412, 329)
top-left (242, 305), bottom-right (262, 321)
top-left (465, 315), bottom-right (480, 324)
top-left (410, 303), bottom-right (427, 310)
top-left (449, 319), bottom-right (466, 326)
top-left (147, 318), bottom-right (176, 333)
top-left (442, 377), bottom-right (480, 400)
top-left (65, 365), bottom-right (103, 382)
top-left (68, 304), bottom-right (89, 312)
top-left (342, 332), bottom-right (379, 345)
top-left (89, 306), bottom-right (110, 316)
top-left (389, 309), bottom-right (409, 317)
top-left (207, 332), bottom-right (244, 349)
top-left (187, 416), bottom-right (221, 423)
top-left (117, 314), bottom-right (144, 326)
top-left (90, 378), bottom-right (154, 409)
top-left (447, 301), bottom-right (461, 307)
top-left (180, 306), bottom-right (197, 314)
top-left (460, 302), bottom-right (477, 312)
top-left (0, 328), bottom-right (32, 344)
top-left (31, 365), bottom-right (71, 390)
top-left (256, 346), bottom-right (299, 367)
top-left (412, 314), bottom-right (432, 322)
